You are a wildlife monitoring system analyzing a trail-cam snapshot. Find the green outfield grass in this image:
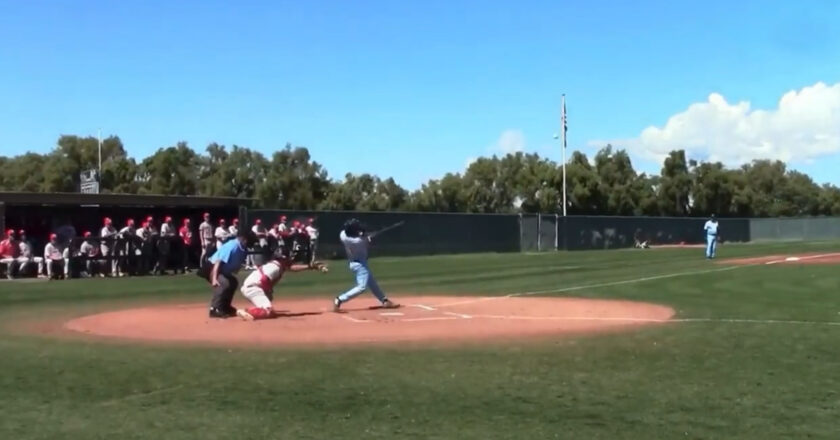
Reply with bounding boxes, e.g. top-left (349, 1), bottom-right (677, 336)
top-left (2, 241), bottom-right (840, 439)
